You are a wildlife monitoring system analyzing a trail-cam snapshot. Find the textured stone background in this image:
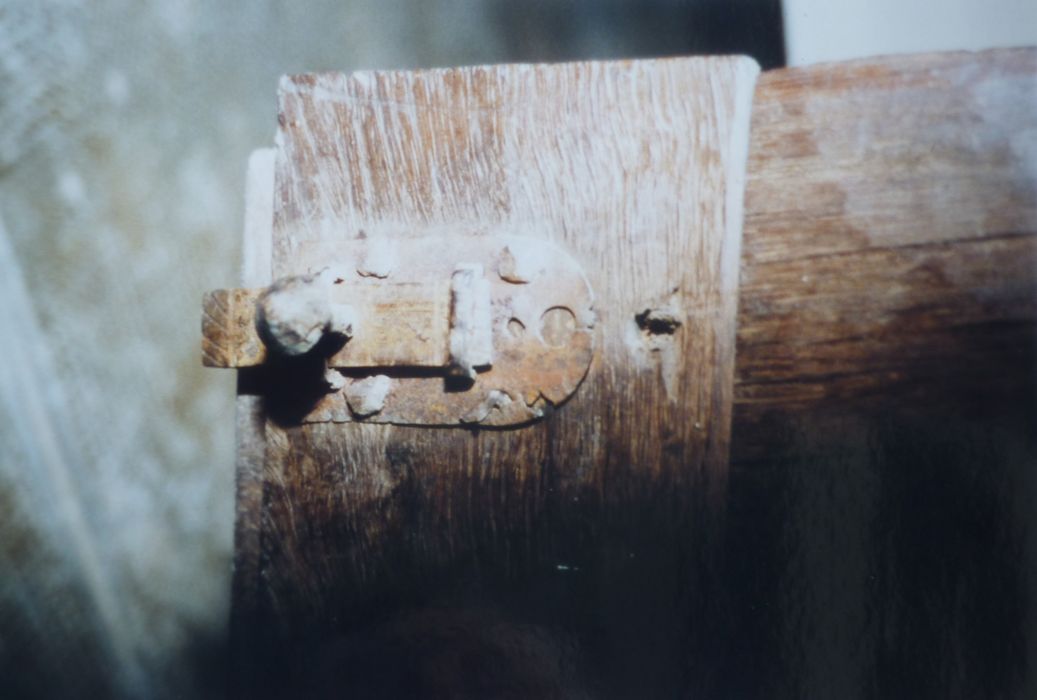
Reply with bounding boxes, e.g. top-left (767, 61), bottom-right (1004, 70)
top-left (0, 2), bottom-right (782, 697)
